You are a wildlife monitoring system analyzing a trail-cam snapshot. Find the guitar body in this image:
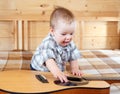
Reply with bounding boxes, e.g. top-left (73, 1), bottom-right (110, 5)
top-left (0, 70), bottom-right (110, 94)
